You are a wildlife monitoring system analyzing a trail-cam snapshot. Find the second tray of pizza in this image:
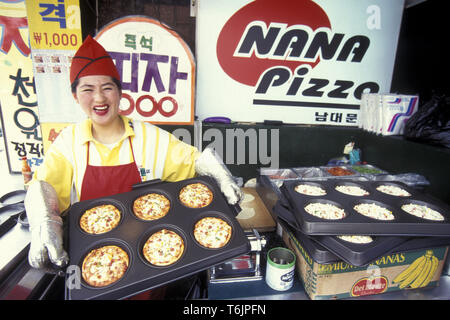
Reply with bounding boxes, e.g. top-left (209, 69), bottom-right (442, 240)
top-left (65, 176), bottom-right (250, 300)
